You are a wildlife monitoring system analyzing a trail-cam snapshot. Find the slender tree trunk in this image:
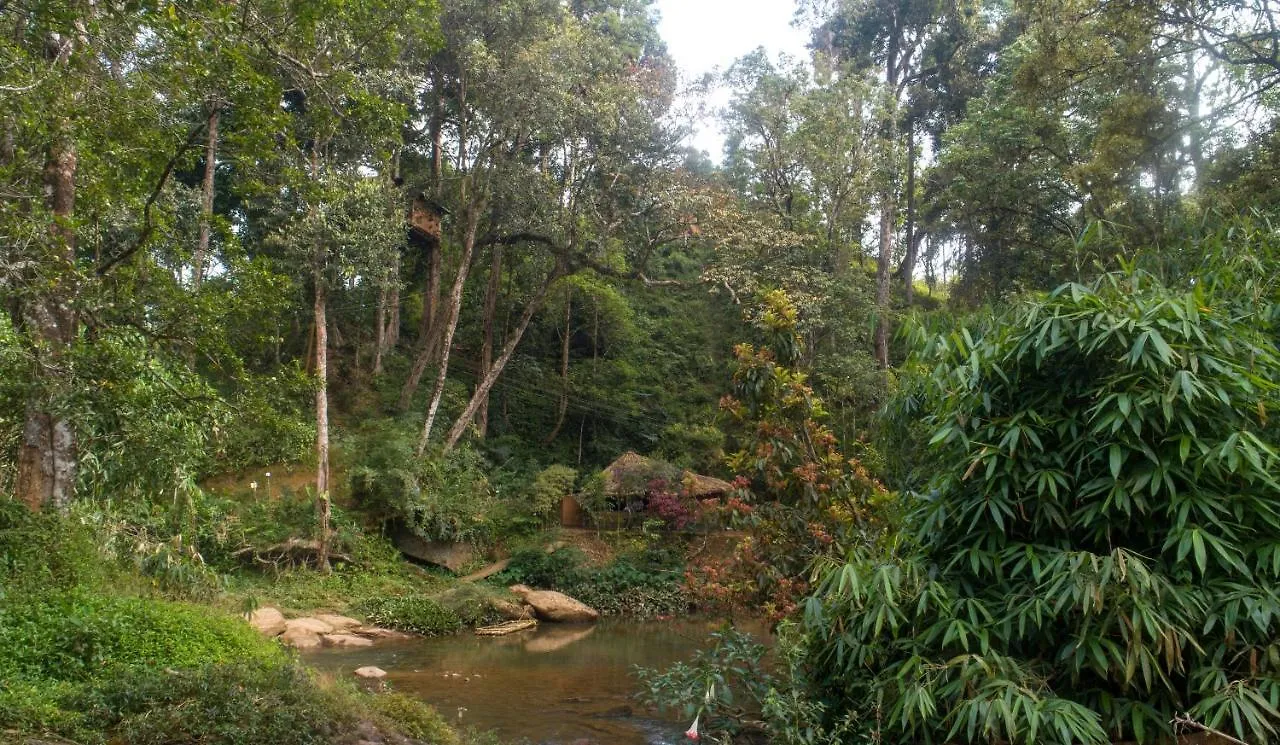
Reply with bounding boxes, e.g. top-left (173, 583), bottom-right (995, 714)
top-left (313, 256), bottom-right (331, 572)
top-left (874, 193), bottom-right (894, 368)
top-left (874, 35), bottom-right (902, 370)
top-left (475, 243), bottom-right (503, 436)
top-left (431, 69), bottom-right (445, 197)
top-left (545, 290), bottom-right (572, 443)
top-left (416, 203), bottom-right (480, 456)
top-left (443, 268), bottom-right (560, 452)
top-left (373, 282), bottom-right (388, 375)
top-left (193, 101), bottom-right (220, 290)
top-left (16, 118), bottom-right (78, 512)
top-left (386, 262), bottom-right (400, 349)
top-left (903, 123), bottom-right (917, 307)
top-left (418, 240), bottom-right (441, 346)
